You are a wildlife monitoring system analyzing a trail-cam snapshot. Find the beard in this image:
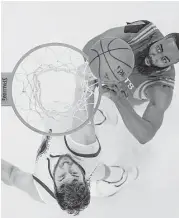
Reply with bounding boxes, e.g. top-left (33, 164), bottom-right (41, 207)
top-left (134, 43), bottom-right (168, 76)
